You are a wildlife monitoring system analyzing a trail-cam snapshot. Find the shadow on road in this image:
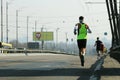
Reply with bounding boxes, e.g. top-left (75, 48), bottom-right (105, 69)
top-left (0, 68), bottom-right (92, 77)
top-left (0, 68), bottom-right (119, 79)
top-left (101, 68), bottom-right (120, 76)
top-left (0, 57), bottom-right (119, 80)
top-left (0, 58), bottom-right (101, 80)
